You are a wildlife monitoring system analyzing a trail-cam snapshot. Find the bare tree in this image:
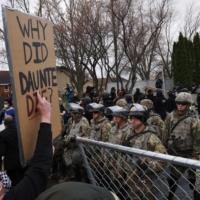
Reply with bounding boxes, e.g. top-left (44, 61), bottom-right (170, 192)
top-left (183, 2), bottom-right (200, 40)
top-left (109, 0), bottom-right (172, 92)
